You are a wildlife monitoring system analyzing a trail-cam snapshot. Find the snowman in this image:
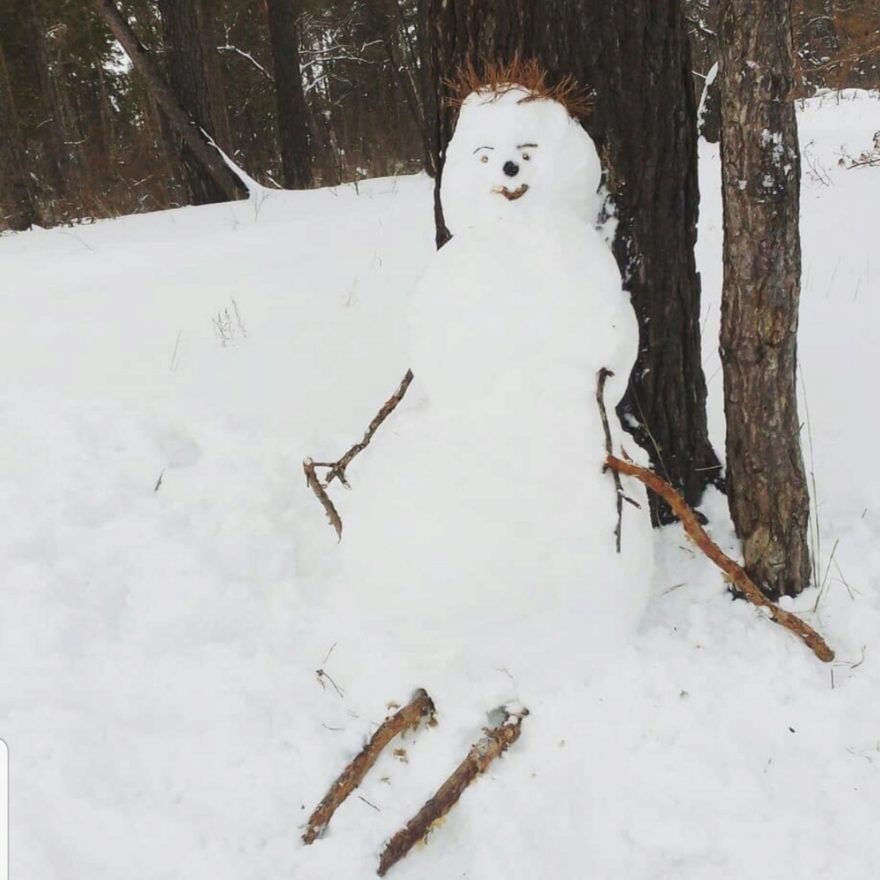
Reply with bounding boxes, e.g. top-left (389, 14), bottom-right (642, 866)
top-left (340, 72), bottom-right (653, 697)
